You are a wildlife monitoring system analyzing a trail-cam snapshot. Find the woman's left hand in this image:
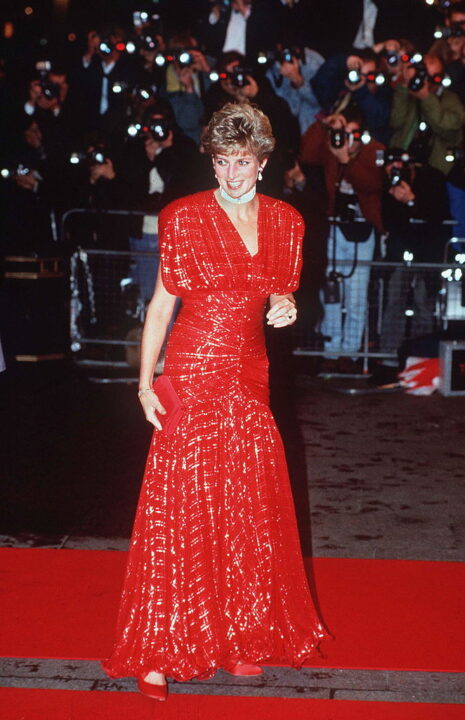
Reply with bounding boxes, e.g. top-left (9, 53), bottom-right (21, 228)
top-left (266, 299), bottom-right (297, 328)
